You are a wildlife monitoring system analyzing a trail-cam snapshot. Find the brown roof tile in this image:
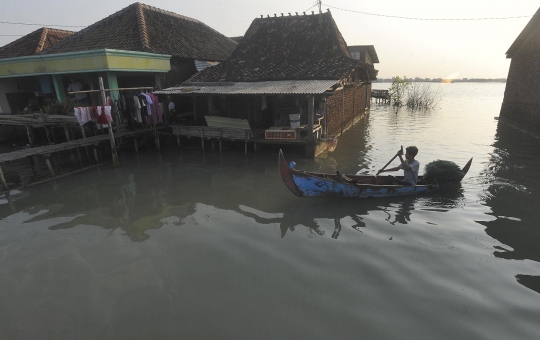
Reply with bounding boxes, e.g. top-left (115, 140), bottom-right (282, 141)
top-left (42, 2), bottom-right (237, 61)
top-left (188, 12), bottom-right (377, 82)
top-left (0, 27), bottom-right (74, 59)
